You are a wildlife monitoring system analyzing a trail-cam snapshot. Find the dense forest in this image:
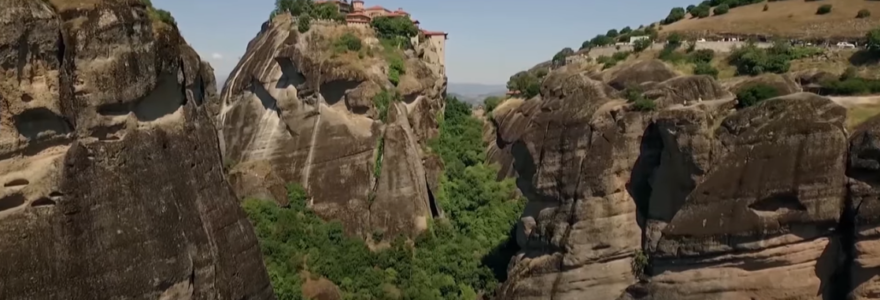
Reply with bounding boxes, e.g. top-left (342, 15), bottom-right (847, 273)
top-left (244, 97), bottom-right (525, 300)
